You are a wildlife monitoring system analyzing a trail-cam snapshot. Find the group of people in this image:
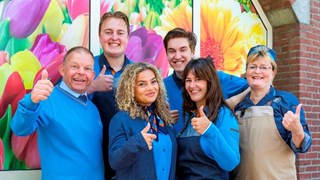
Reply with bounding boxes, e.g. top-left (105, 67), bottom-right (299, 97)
top-left (10, 11), bottom-right (312, 180)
